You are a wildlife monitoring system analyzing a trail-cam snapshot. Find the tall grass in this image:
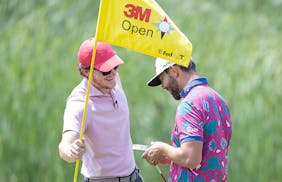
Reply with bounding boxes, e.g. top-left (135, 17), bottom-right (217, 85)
top-left (0, 0), bottom-right (281, 181)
